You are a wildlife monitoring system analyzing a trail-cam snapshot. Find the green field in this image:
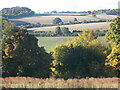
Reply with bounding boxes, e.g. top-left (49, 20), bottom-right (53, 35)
top-left (37, 36), bottom-right (76, 51)
top-left (37, 36), bottom-right (107, 51)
